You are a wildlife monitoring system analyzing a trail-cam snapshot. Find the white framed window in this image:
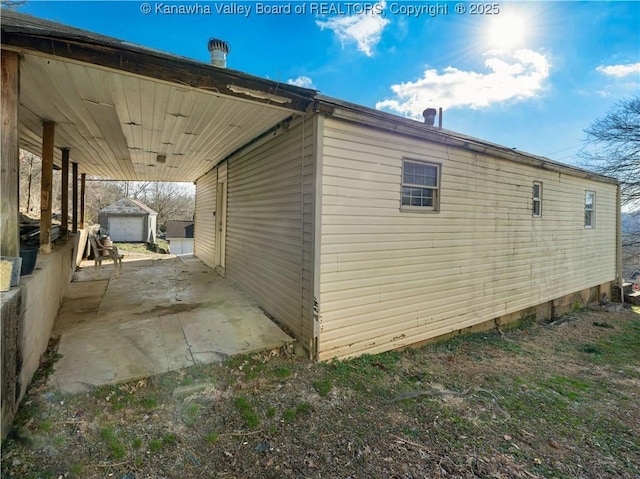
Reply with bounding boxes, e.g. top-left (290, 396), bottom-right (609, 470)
top-left (532, 181), bottom-right (542, 217)
top-left (401, 159), bottom-right (440, 211)
top-left (585, 191), bottom-right (595, 228)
